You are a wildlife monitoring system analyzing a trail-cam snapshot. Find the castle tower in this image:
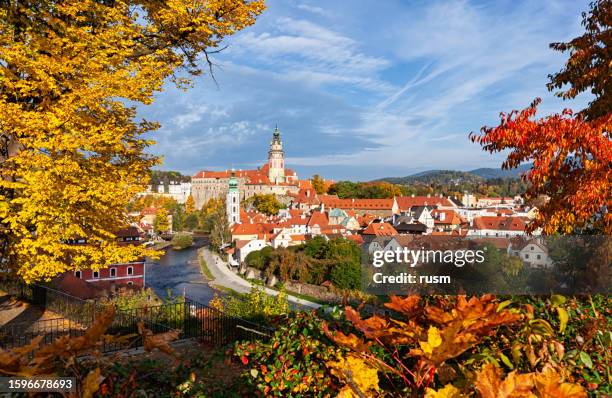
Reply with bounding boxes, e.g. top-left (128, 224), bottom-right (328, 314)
top-left (226, 170), bottom-right (240, 225)
top-left (267, 126), bottom-right (285, 184)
